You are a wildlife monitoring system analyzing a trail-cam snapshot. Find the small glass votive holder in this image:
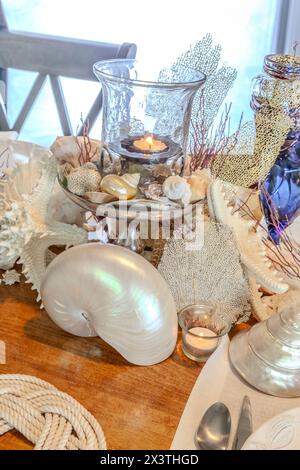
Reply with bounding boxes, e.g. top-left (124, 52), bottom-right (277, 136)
top-left (178, 303), bottom-right (230, 362)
